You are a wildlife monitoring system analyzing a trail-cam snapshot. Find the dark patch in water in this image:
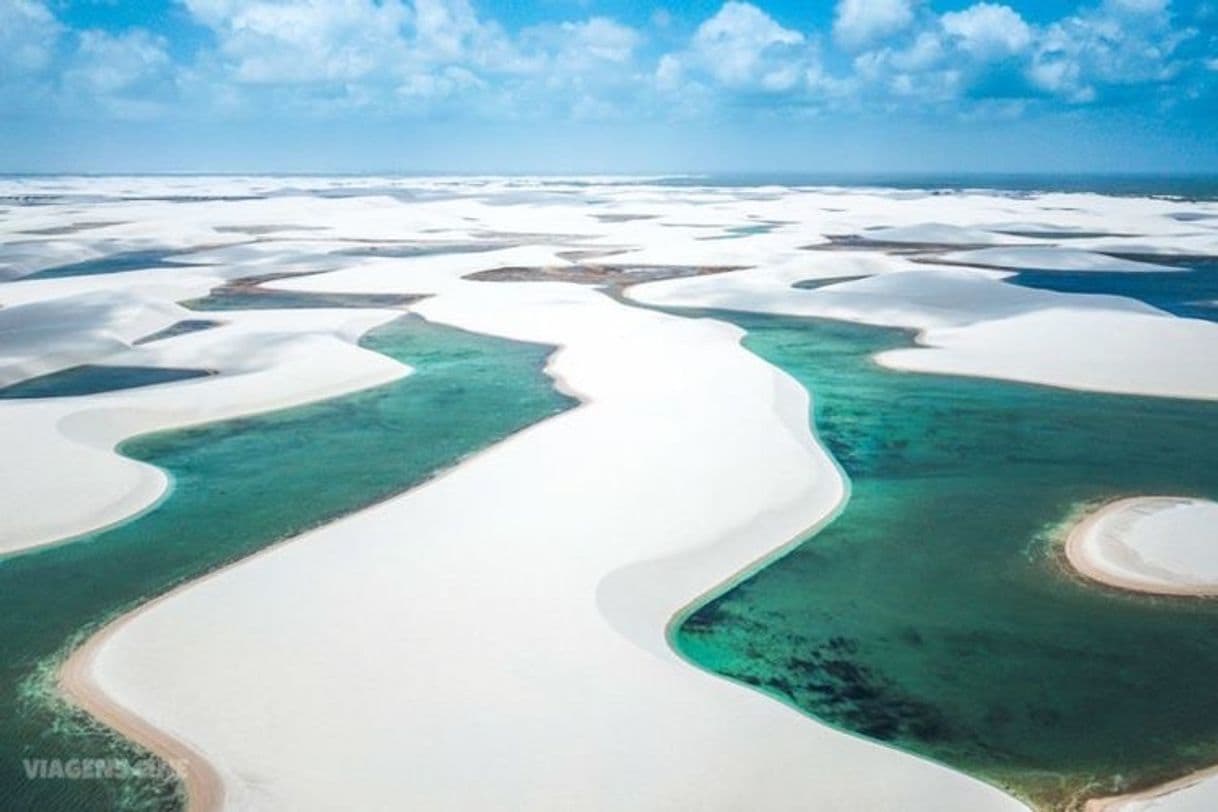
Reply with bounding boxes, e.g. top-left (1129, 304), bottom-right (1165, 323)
top-left (674, 310), bottom-right (1218, 809)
